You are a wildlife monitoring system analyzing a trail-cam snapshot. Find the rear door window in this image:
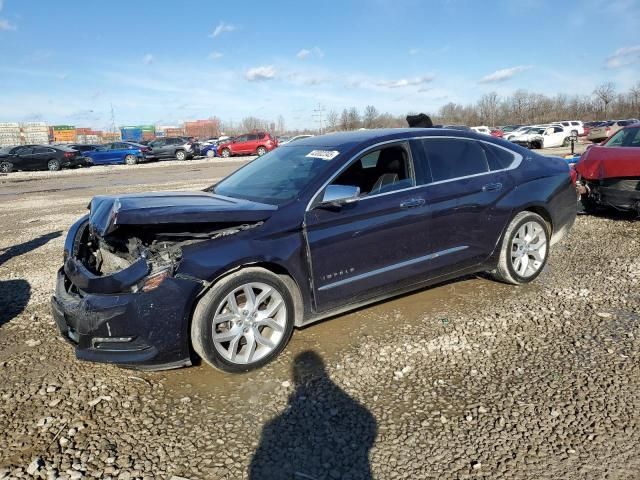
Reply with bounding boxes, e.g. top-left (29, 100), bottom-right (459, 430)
top-left (421, 138), bottom-right (490, 183)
